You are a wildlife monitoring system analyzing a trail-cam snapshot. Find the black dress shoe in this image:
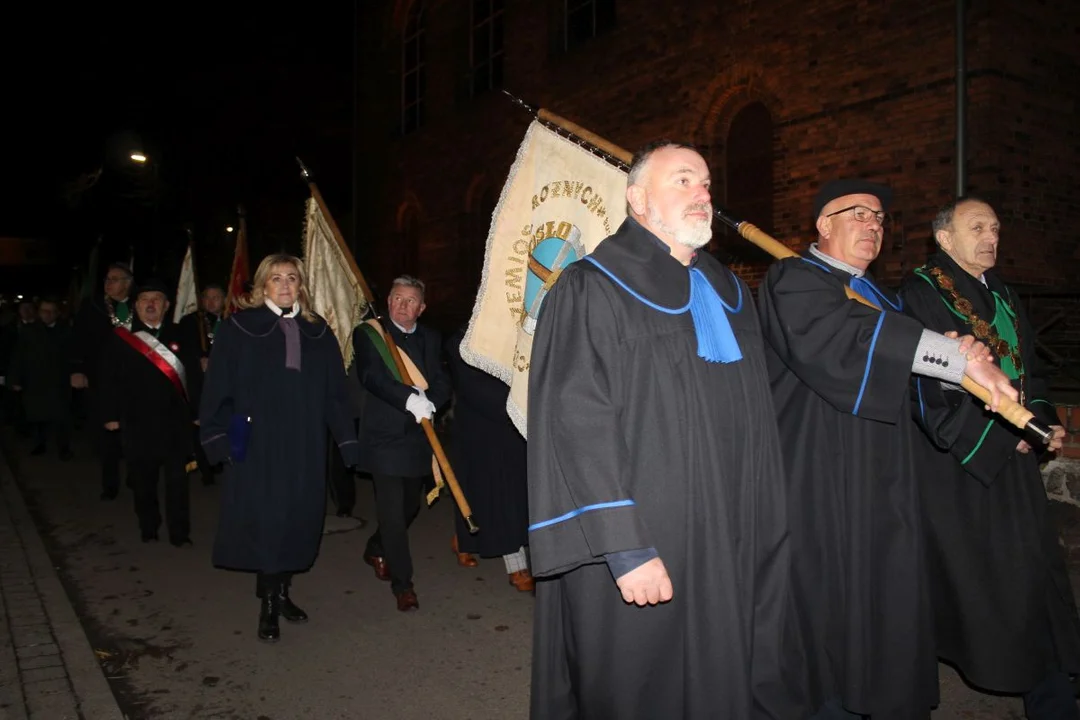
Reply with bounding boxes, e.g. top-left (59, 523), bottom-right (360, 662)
top-left (100, 491), bottom-right (118, 501)
top-left (170, 537), bottom-right (193, 548)
top-left (58, 449), bottom-right (74, 461)
top-left (258, 595), bottom-right (280, 642)
top-left (335, 510), bottom-right (352, 518)
top-left (30, 445), bottom-right (46, 456)
top-left (278, 593), bottom-right (309, 623)
top-left (141, 531), bottom-right (159, 543)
